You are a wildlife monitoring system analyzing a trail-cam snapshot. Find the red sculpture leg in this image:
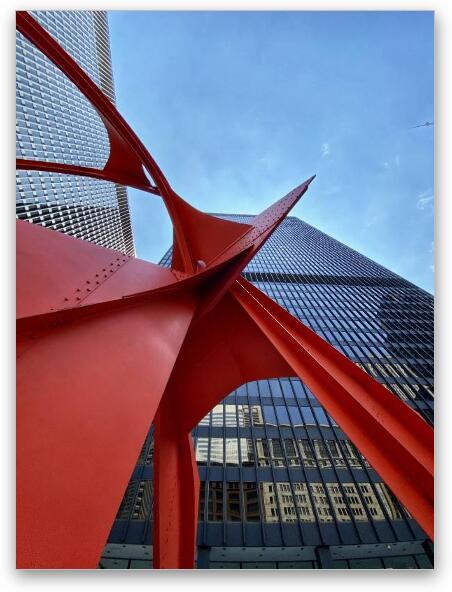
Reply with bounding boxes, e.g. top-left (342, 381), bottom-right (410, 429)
top-left (231, 277), bottom-right (434, 540)
top-left (152, 293), bottom-right (295, 568)
top-left (17, 295), bottom-right (198, 569)
top-left (147, 273), bottom-right (433, 569)
top-left (16, 223), bottom-right (199, 568)
top-left (153, 392), bottom-right (200, 569)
